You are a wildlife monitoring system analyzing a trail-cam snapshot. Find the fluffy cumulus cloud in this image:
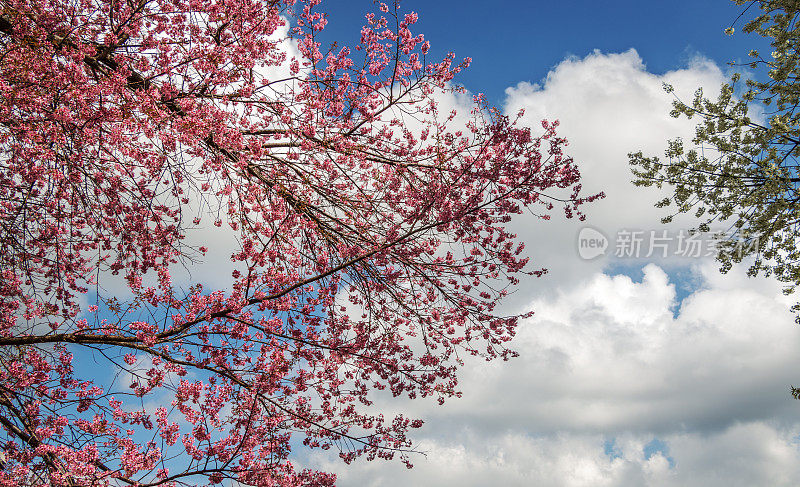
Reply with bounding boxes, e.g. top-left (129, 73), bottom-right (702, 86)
top-left (326, 423), bottom-right (800, 487)
top-left (308, 50), bottom-right (800, 485)
top-left (319, 263), bottom-right (800, 486)
top-left (499, 49), bottom-right (731, 306)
